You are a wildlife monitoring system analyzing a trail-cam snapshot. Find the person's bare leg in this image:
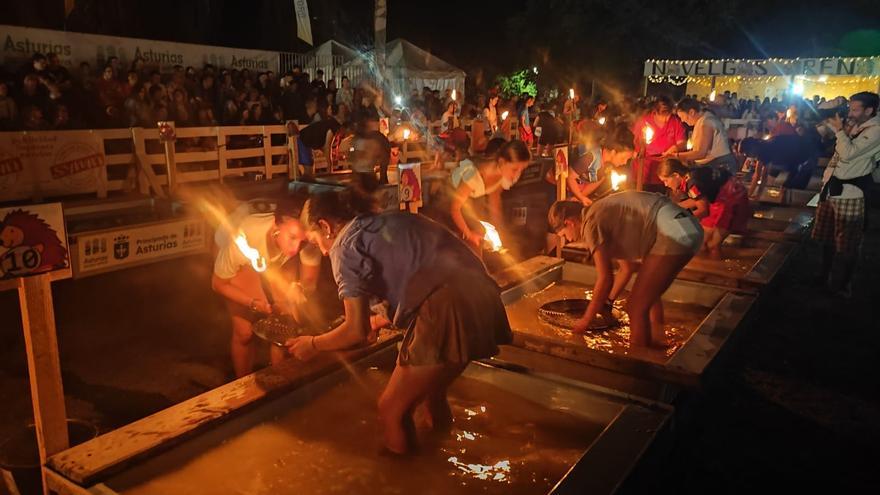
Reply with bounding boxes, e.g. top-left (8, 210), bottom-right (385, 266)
top-left (704, 227), bottom-right (722, 259)
top-left (417, 363), bottom-right (467, 430)
top-left (378, 363), bottom-right (450, 454)
top-left (626, 253), bottom-right (692, 348)
top-left (230, 316), bottom-right (255, 377)
top-left (649, 300), bottom-right (666, 347)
